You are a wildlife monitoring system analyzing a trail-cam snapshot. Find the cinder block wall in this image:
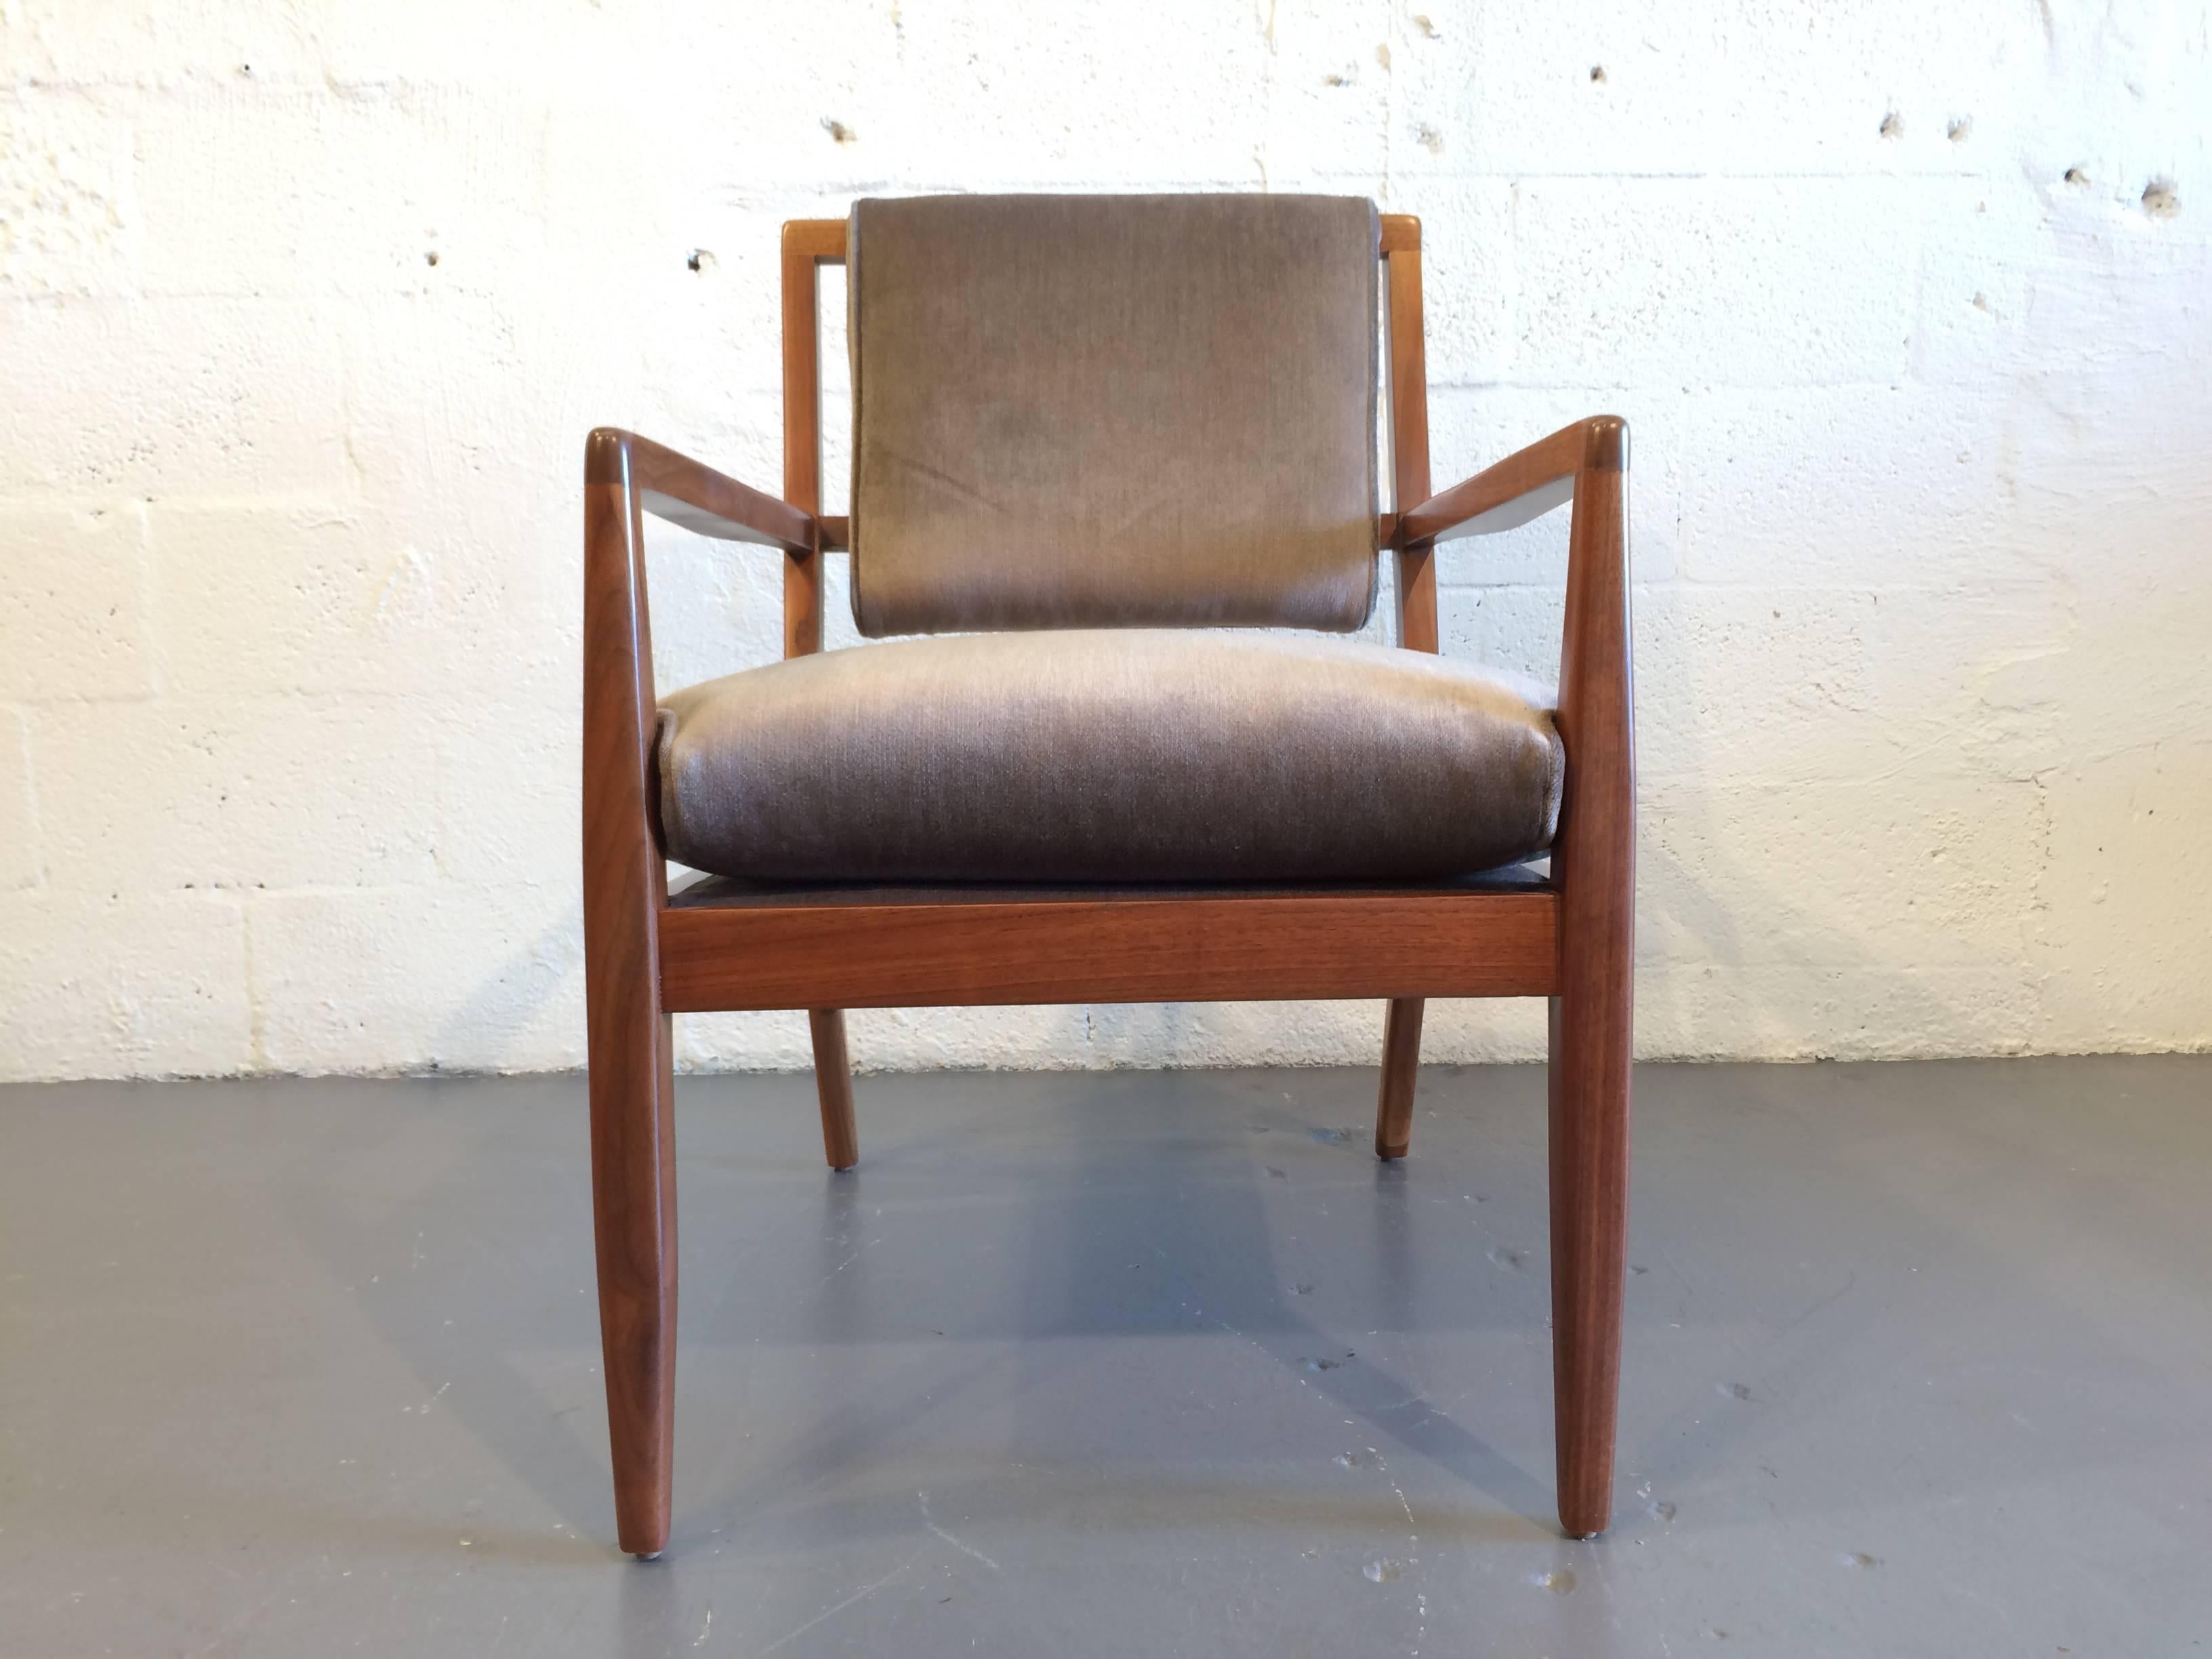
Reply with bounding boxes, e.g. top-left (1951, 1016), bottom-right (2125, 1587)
top-left (3, 2), bottom-right (2207, 1080)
